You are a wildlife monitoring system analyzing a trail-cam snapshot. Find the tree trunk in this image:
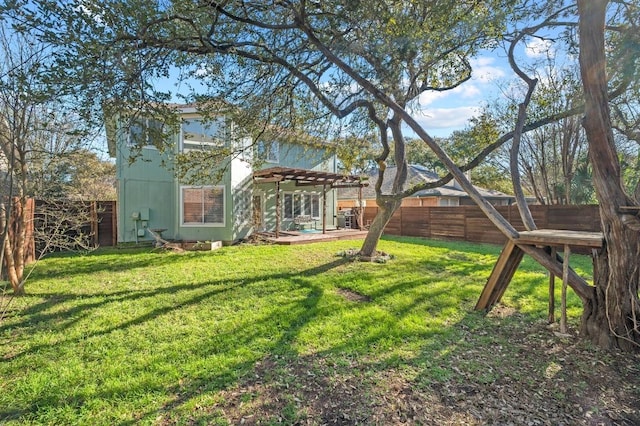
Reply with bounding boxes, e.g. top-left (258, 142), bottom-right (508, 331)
top-left (359, 113), bottom-right (406, 258)
top-left (0, 199), bottom-right (26, 295)
top-left (577, 0), bottom-right (640, 350)
top-left (360, 198), bottom-right (402, 257)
